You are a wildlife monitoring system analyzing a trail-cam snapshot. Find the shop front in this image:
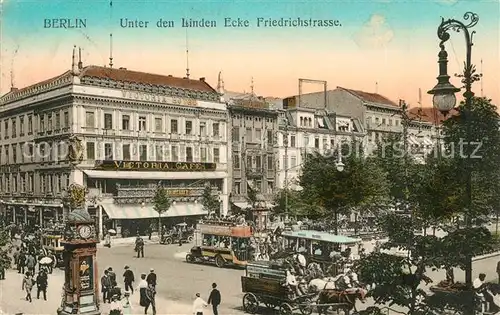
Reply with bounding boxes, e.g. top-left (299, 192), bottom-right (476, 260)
top-left (82, 159), bottom-right (229, 238)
